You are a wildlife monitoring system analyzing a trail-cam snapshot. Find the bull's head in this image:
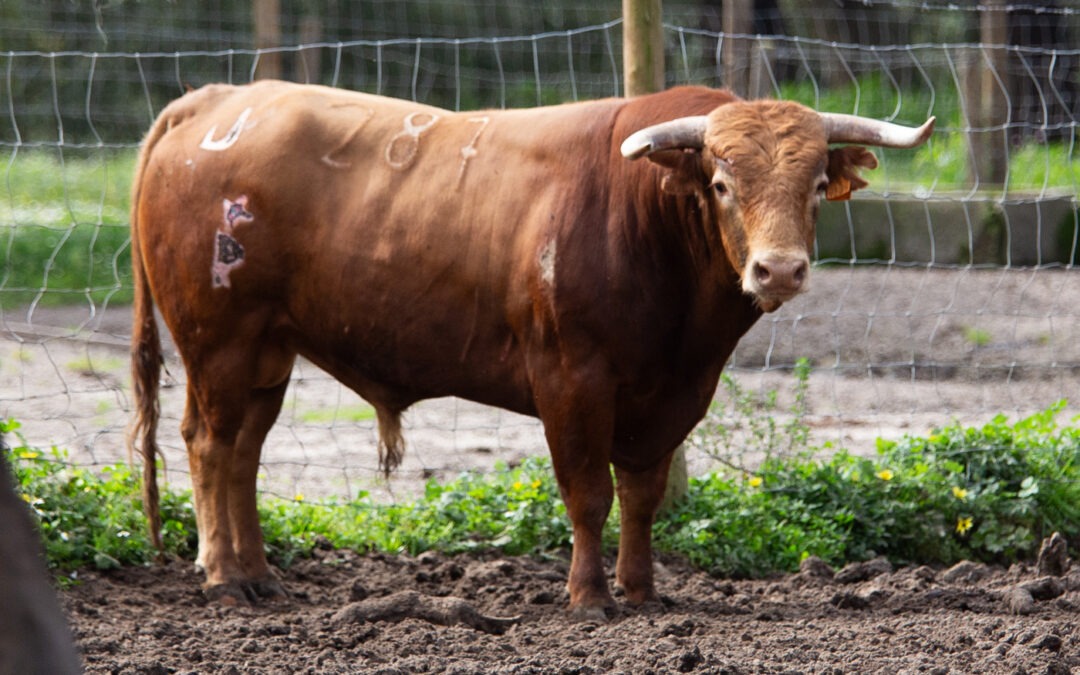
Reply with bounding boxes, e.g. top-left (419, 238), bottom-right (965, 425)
top-left (621, 101), bottom-right (934, 312)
